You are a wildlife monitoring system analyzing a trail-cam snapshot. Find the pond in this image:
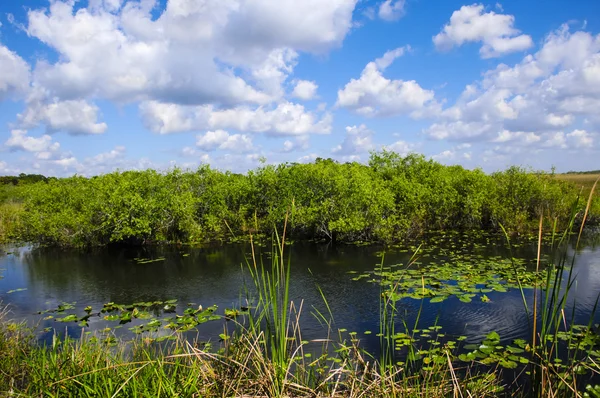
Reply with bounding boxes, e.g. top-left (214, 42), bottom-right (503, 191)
top-left (1, 232), bottom-right (599, 358)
